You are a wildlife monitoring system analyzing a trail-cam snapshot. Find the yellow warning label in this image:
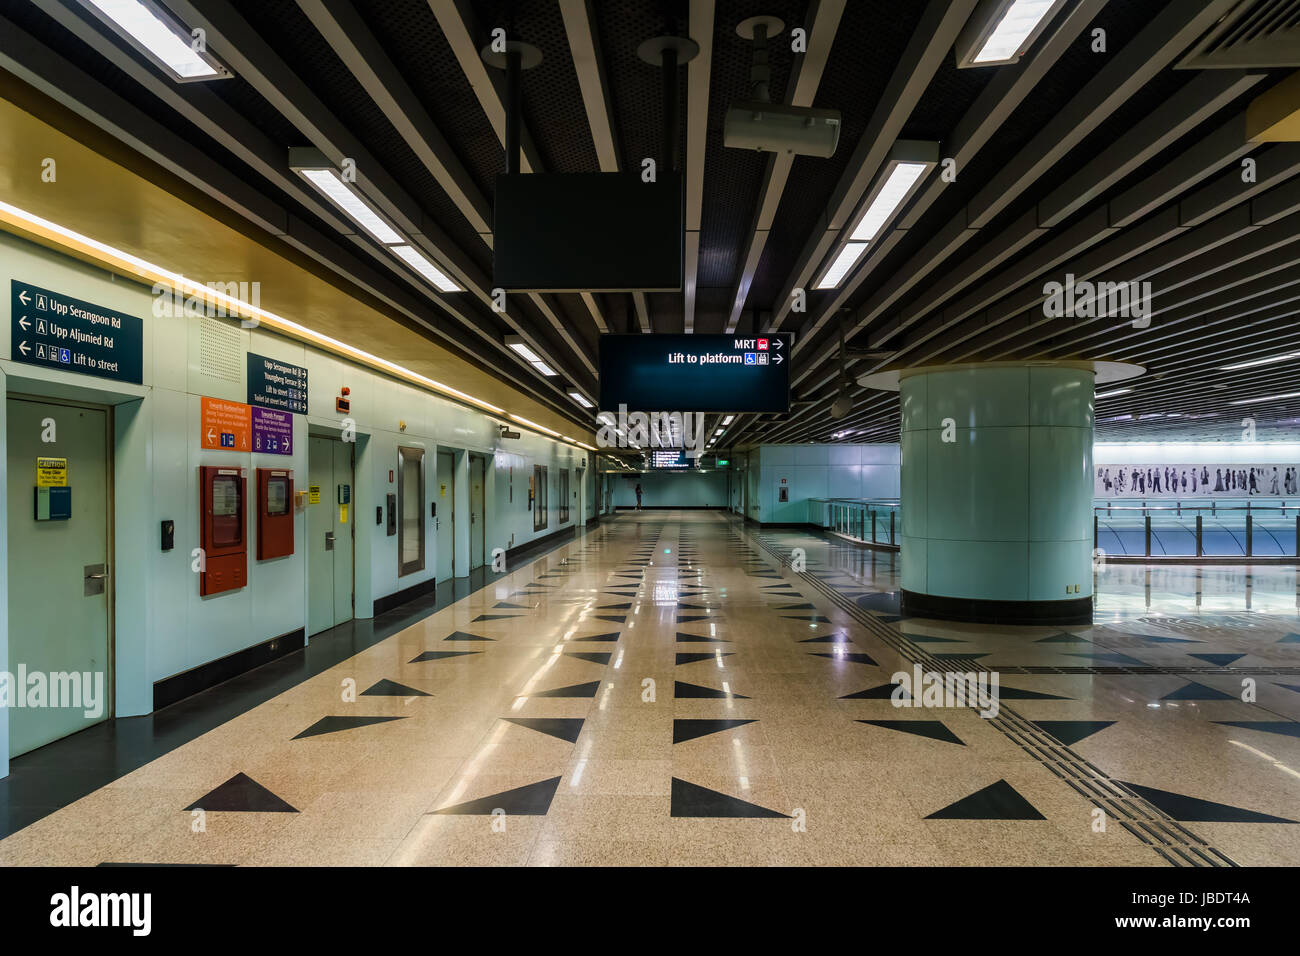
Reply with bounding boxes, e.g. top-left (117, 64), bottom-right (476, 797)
top-left (309, 484), bottom-right (321, 504)
top-left (440, 483), bottom-right (447, 497)
top-left (36, 457), bottom-right (67, 487)
top-left (339, 503), bottom-right (348, 524)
